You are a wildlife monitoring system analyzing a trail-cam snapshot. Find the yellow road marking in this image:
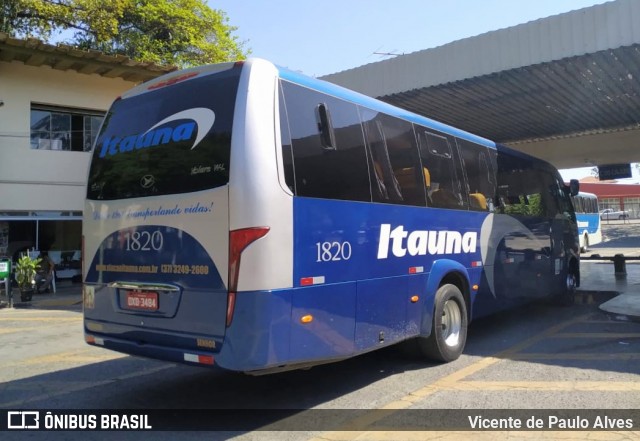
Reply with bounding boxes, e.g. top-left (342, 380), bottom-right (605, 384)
top-left (0, 317), bottom-right (81, 322)
top-left (552, 333), bottom-right (640, 339)
top-left (511, 352), bottom-right (640, 360)
top-left (0, 326), bottom-right (39, 335)
top-left (0, 309), bottom-right (73, 314)
top-left (20, 350), bottom-right (125, 366)
top-left (0, 364), bottom-right (175, 408)
top-left (582, 319), bottom-right (636, 324)
top-left (0, 349), bottom-right (124, 369)
top-left (307, 313), bottom-right (599, 440)
top-left (439, 381), bottom-right (640, 392)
